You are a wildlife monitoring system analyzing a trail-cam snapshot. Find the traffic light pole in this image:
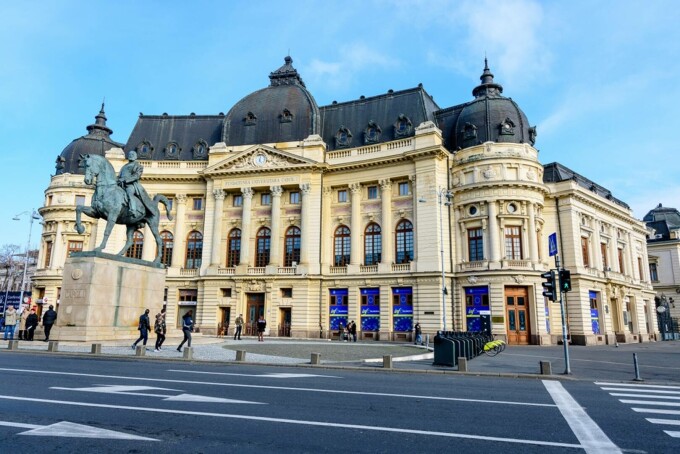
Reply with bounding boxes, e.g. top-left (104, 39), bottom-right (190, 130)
top-left (555, 255), bottom-right (571, 374)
